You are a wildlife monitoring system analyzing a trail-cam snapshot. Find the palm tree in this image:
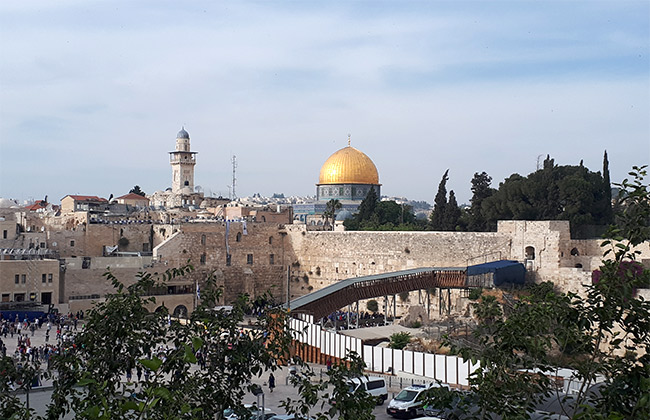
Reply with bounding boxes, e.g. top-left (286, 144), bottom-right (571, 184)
top-left (323, 199), bottom-right (343, 230)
